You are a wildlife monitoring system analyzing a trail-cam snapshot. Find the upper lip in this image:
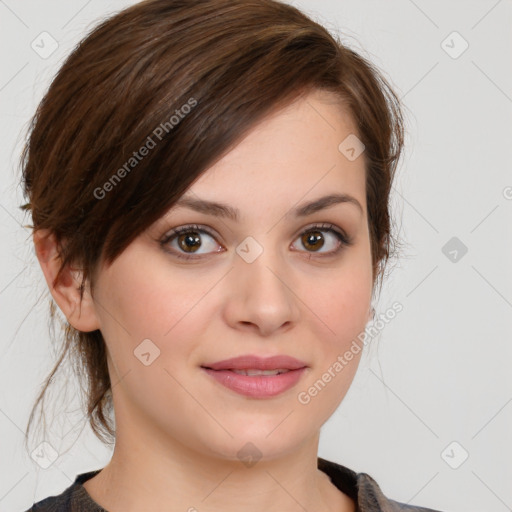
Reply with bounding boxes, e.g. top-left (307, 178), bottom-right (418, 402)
top-left (201, 355), bottom-right (308, 371)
